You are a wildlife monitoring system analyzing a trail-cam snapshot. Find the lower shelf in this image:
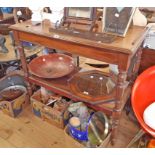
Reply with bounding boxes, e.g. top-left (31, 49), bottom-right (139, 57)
top-left (28, 69), bottom-right (116, 105)
top-left (28, 70), bottom-right (131, 115)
